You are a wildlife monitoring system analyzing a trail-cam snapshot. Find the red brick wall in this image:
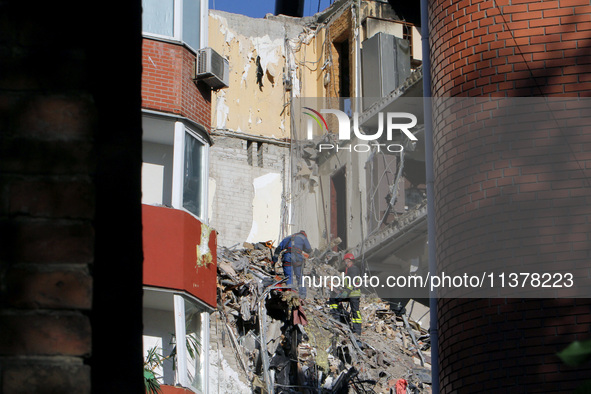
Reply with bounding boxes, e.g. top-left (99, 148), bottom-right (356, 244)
top-left (430, 0), bottom-right (591, 97)
top-left (429, 0), bottom-right (591, 392)
top-left (142, 39), bottom-right (211, 129)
